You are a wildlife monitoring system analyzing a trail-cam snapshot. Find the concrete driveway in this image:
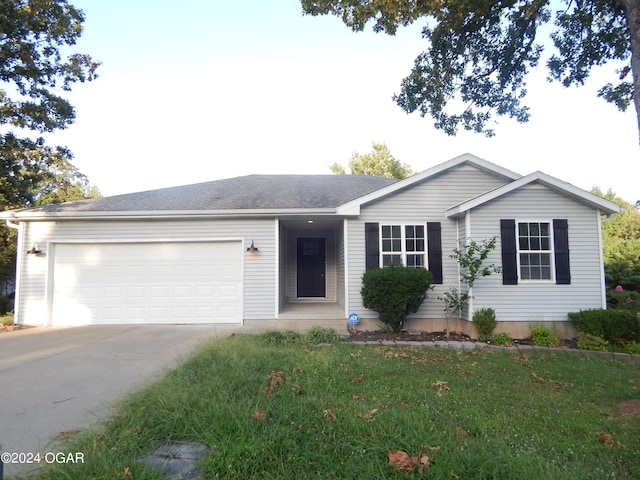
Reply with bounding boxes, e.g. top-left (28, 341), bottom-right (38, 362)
top-left (0, 324), bottom-right (242, 478)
